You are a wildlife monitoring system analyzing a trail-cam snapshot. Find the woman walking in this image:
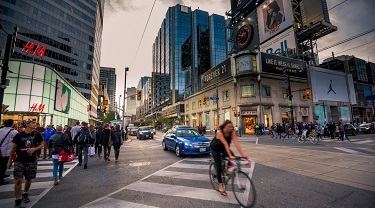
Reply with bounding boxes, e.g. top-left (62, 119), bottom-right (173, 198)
top-left (111, 125), bottom-right (123, 162)
top-left (95, 125), bottom-right (103, 159)
top-left (49, 126), bottom-right (70, 185)
top-left (64, 126), bottom-right (74, 154)
top-left (101, 124), bottom-right (112, 161)
top-left (89, 125), bottom-right (96, 157)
